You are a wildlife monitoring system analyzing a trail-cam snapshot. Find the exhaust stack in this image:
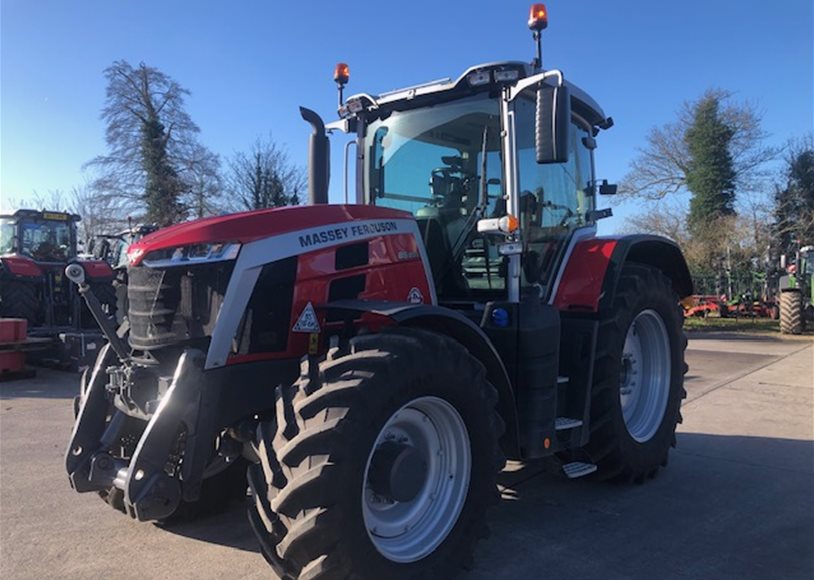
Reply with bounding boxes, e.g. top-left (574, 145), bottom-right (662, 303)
top-left (300, 107), bottom-right (330, 205)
